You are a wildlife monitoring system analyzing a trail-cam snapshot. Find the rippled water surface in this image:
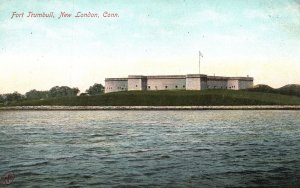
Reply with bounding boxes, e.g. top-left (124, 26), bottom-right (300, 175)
top-left (0, 110), bottom-right (300, 187)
